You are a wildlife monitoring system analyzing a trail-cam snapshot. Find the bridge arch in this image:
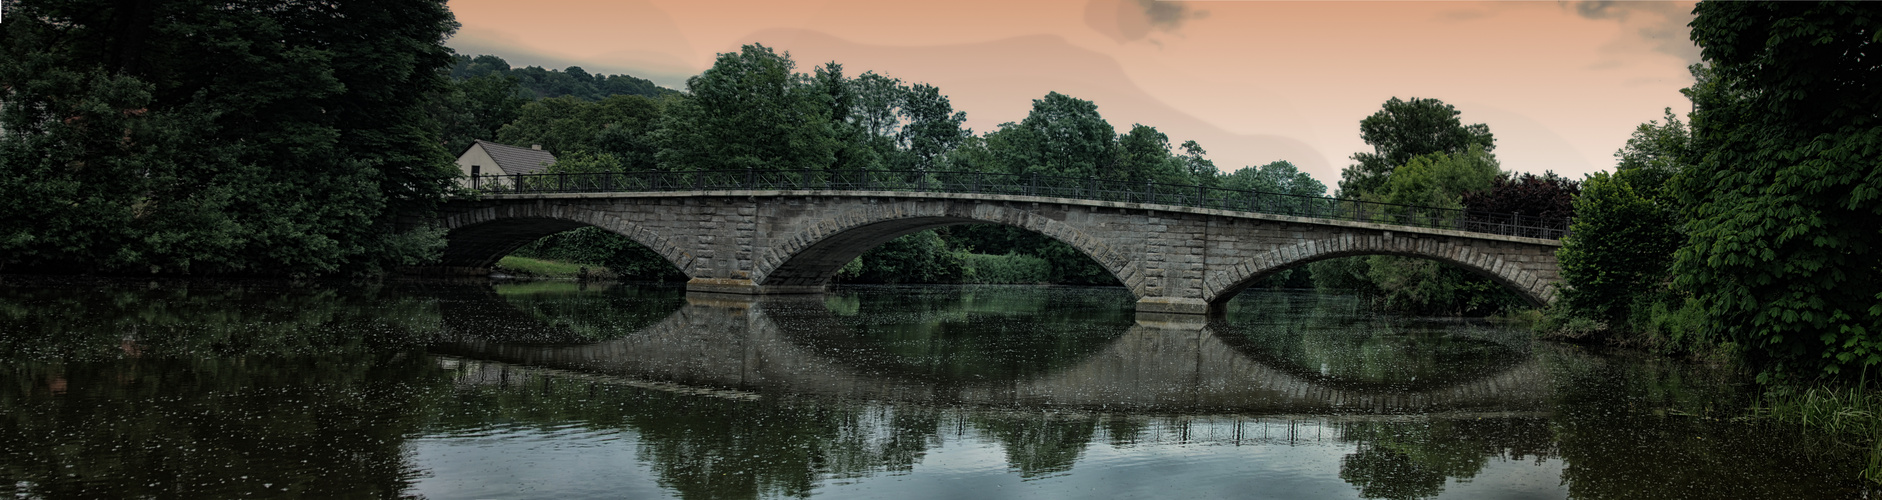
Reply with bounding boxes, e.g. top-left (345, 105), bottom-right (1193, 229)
top-left (1201, 234), bottom-right (1557, 308)
top-left (436, 204), bottom-right (695, 275)
top-left (751, 200), bottom-right (1144, 298)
